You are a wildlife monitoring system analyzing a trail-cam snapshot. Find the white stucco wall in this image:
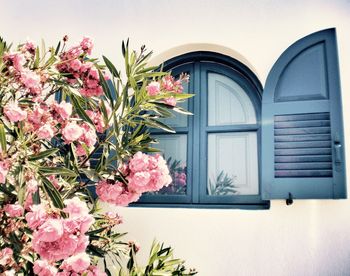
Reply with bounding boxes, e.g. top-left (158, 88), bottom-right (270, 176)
top-left (2, 0), bottom-right (350, 275)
